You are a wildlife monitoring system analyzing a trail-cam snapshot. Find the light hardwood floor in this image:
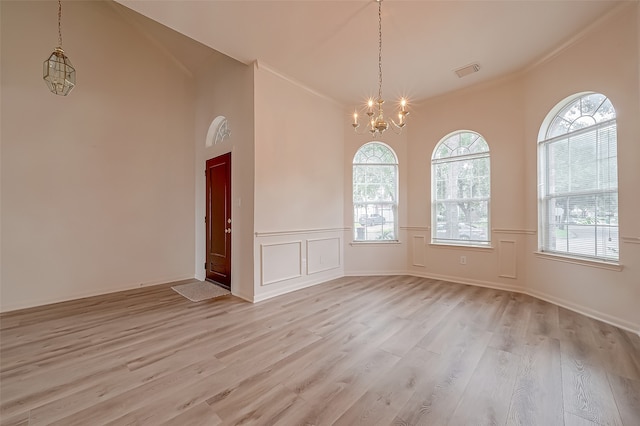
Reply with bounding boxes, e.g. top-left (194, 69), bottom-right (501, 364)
top-left (1, 276), bottom-right (639, 425)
